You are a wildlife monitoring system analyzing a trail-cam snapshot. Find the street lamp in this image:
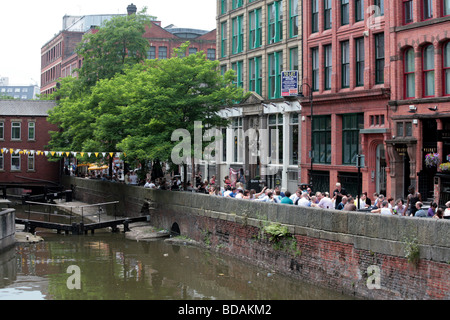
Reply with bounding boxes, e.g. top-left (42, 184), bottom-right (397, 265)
top-left (298, 82), bottom-right (314, 190)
